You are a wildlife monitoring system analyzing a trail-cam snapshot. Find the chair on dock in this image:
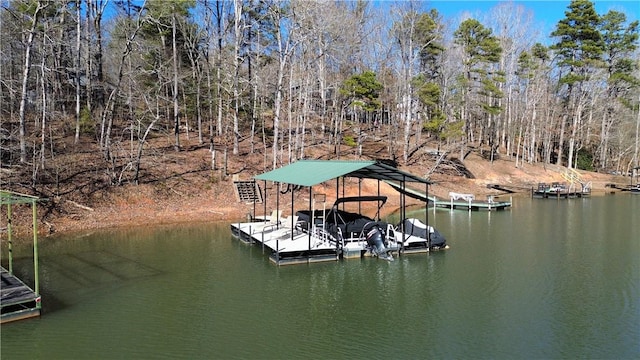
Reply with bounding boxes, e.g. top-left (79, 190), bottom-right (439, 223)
top-left (252, 209), bottom-right (282, 223)
top-left (282, 215), bottom-right (300, 229)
